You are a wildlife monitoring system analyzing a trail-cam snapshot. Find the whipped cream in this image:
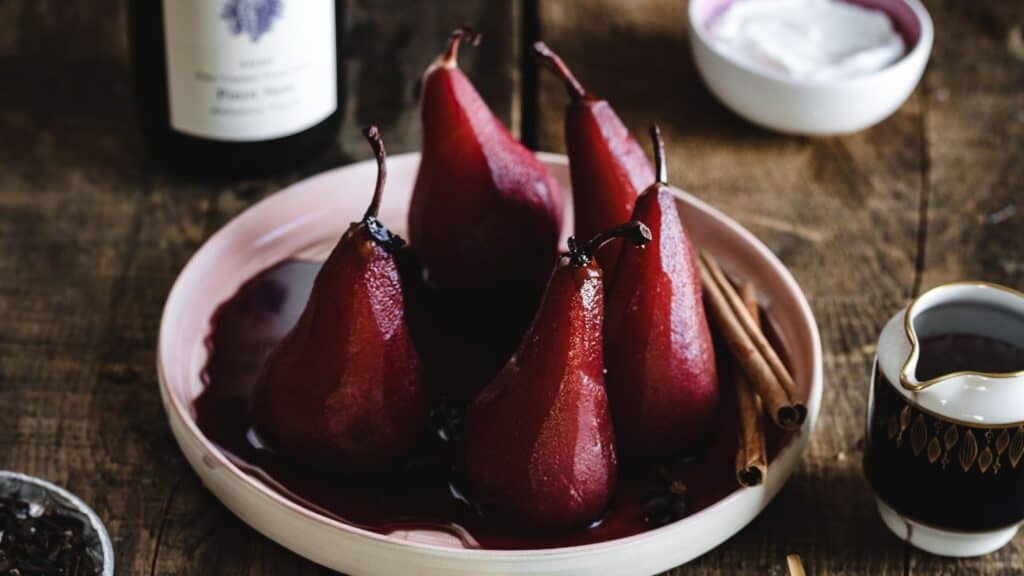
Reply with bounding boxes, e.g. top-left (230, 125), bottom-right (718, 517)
top-left (709, 0), bottom-right (907, 81)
